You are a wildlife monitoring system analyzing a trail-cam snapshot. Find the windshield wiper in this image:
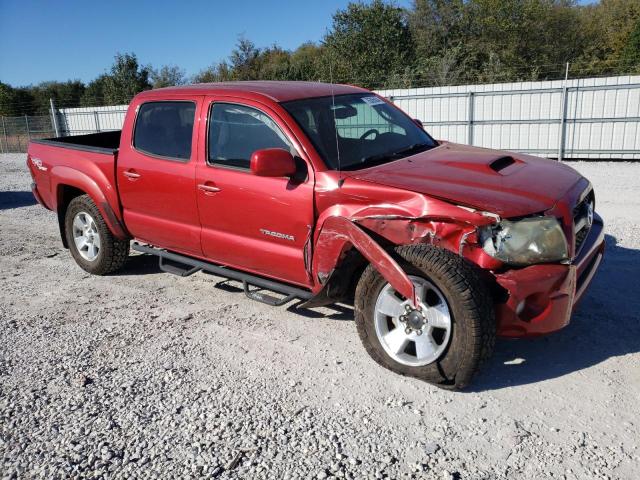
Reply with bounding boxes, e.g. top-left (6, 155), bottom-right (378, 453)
top-left (392, 142), bottom-right (434, 157)
top-left (354, 143), bottom-right (434, 169)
